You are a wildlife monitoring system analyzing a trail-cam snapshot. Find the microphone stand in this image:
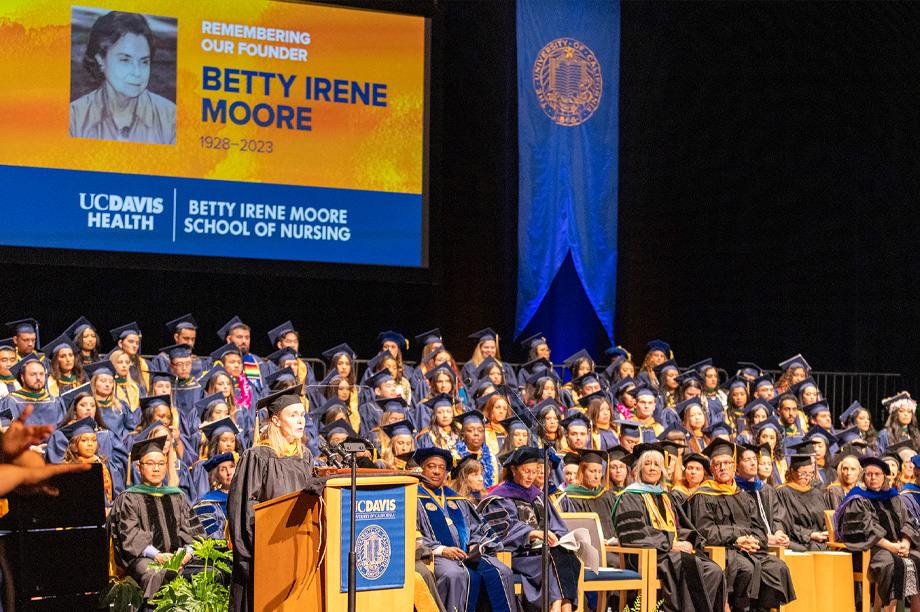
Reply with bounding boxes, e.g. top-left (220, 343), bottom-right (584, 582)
top-left (341, 441), bottom-right (366, 612)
